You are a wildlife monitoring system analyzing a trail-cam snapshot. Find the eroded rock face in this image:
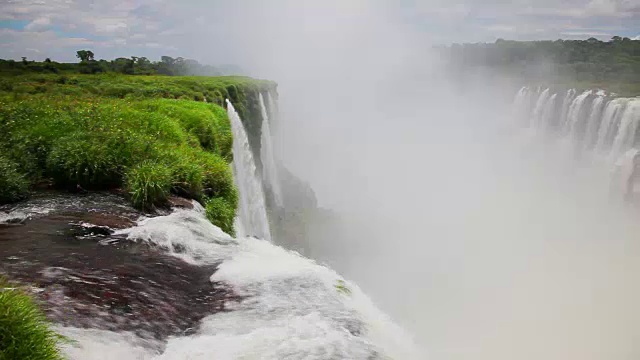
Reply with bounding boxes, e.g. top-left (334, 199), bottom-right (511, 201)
top-left (0, 192), bottom-right (239, 340)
